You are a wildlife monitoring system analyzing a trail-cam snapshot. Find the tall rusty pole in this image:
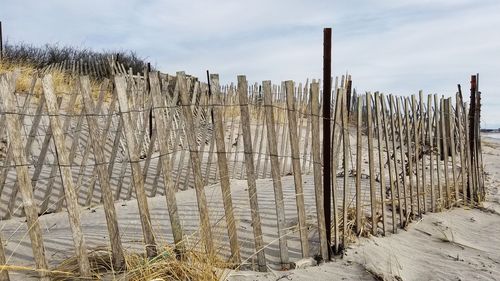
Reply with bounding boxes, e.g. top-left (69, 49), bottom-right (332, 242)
top-left (323, 27), bottom-right (332, 259)
top-left (0, 21), bottom-right (3, 60)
